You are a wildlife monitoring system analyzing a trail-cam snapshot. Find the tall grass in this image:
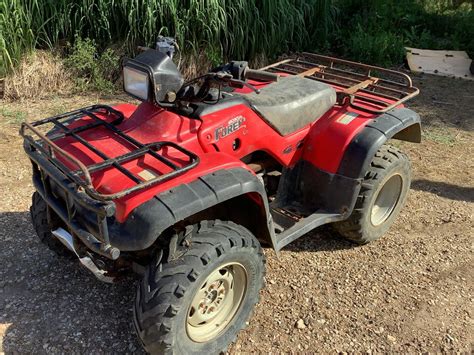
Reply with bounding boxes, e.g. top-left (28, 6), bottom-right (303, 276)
top-left (1, 0), bottom-right (472, 78)
top-left (0, 0), bottom-right (335, 77)
top-left (0, 0), bottom-right (37, 76)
